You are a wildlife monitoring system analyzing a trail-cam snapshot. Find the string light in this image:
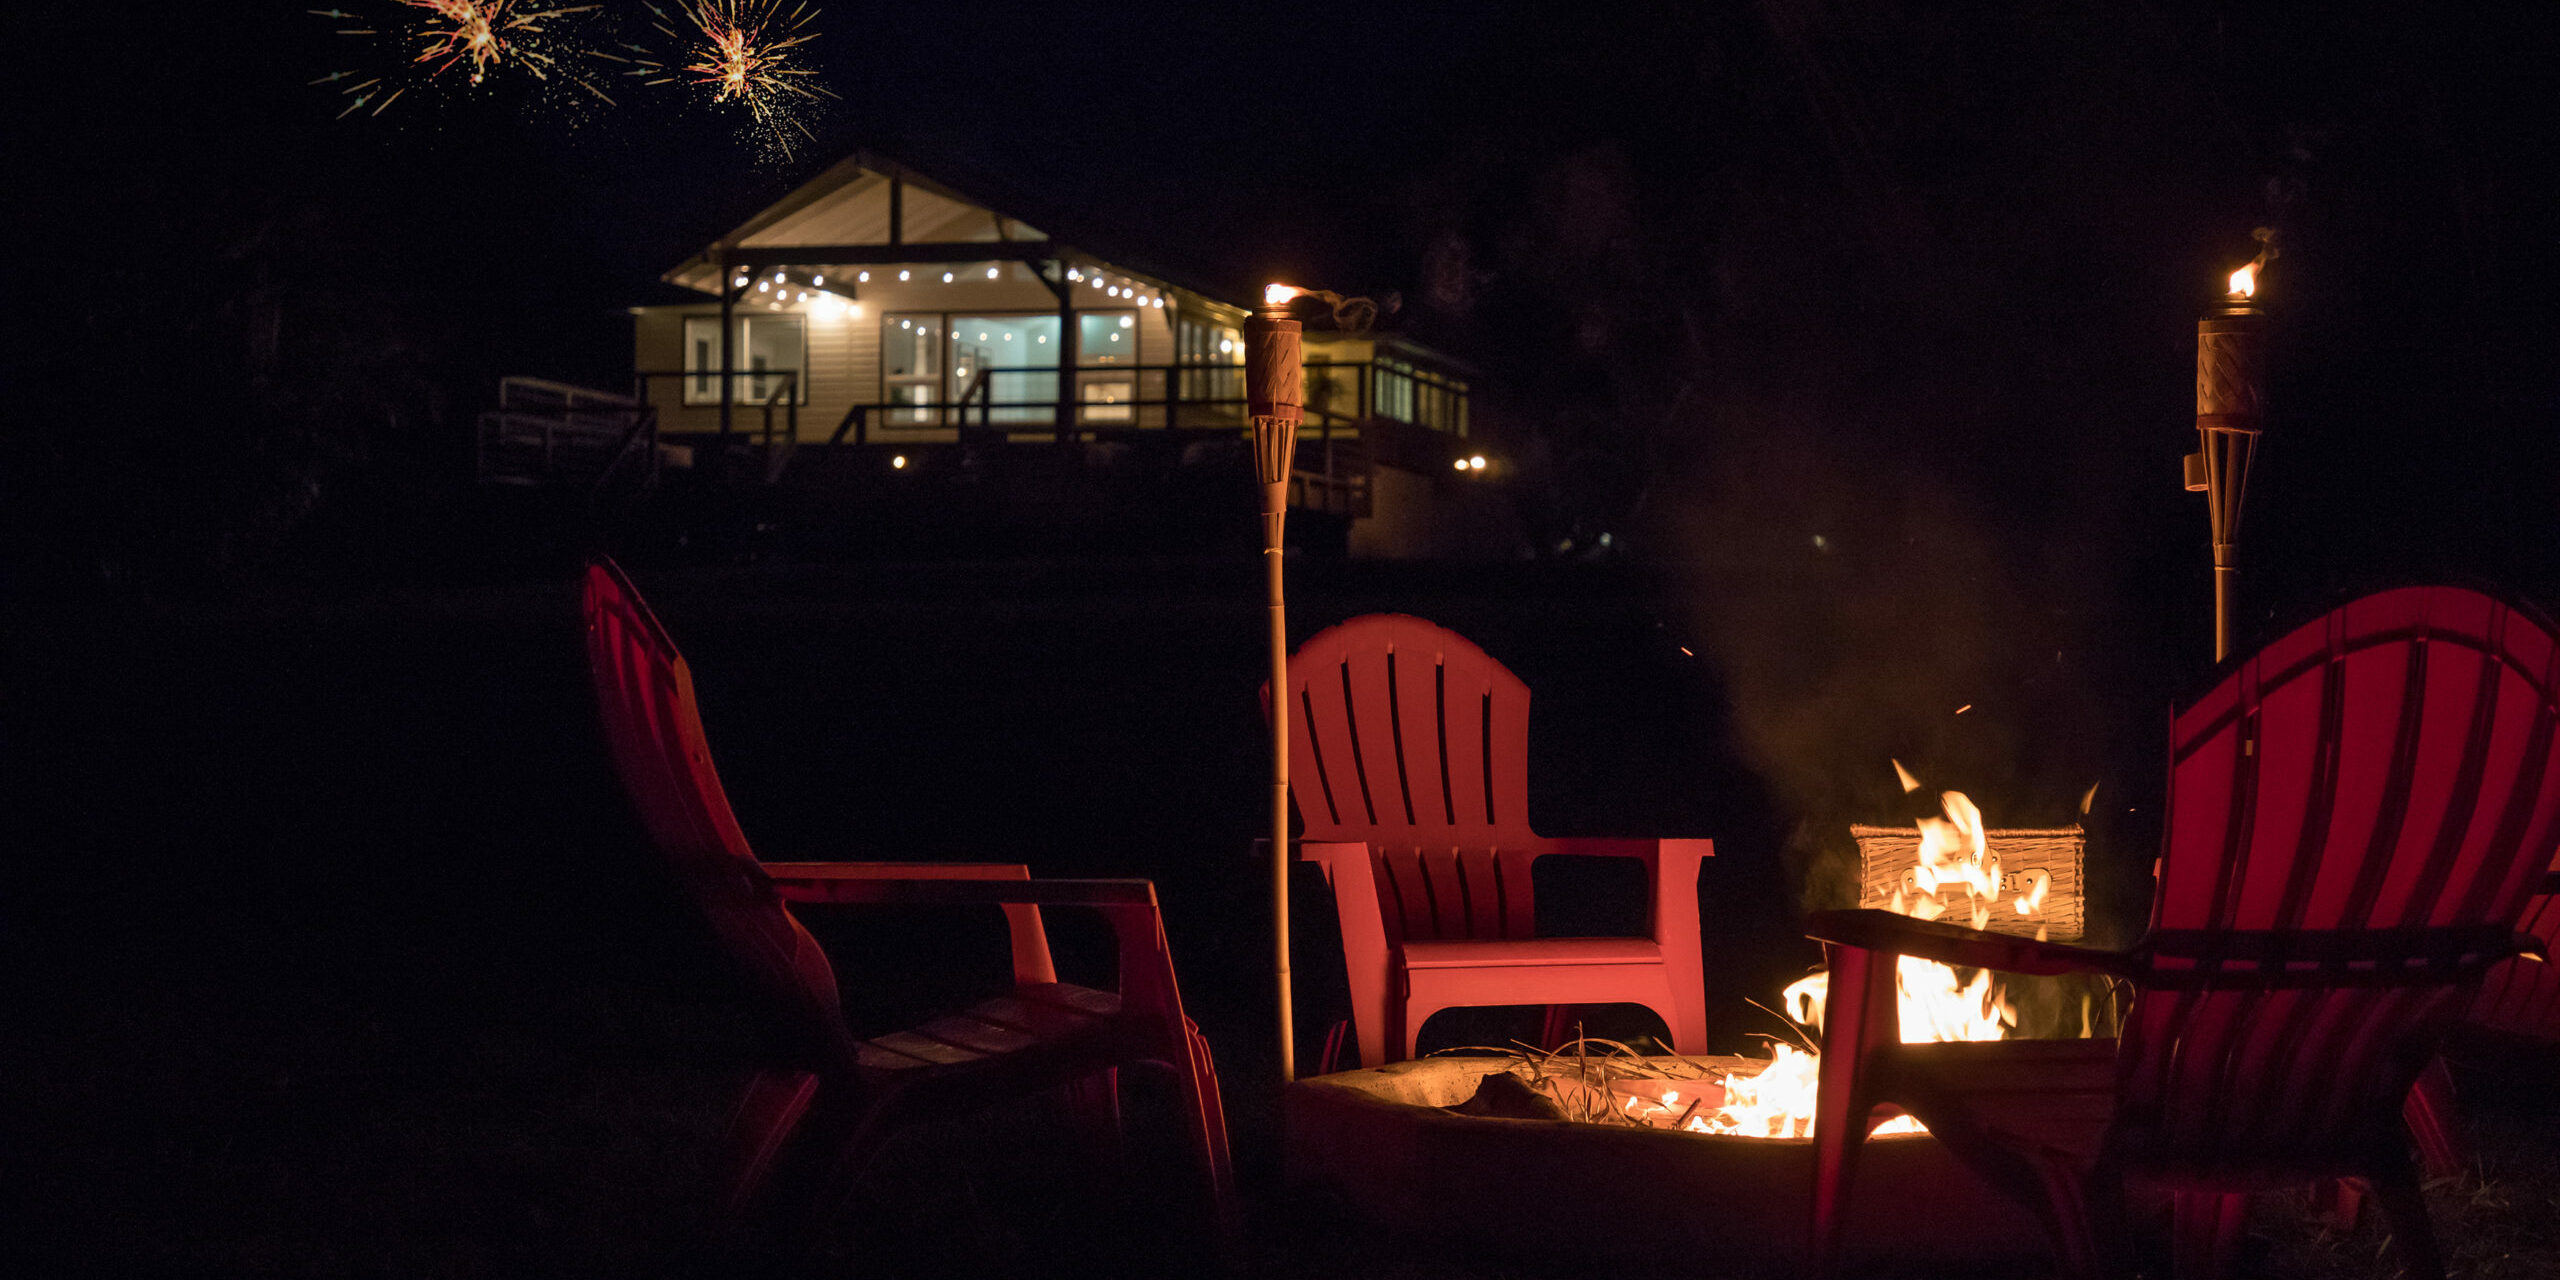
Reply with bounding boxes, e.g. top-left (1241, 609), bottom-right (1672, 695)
top-left (941, 271), bottom-right (954, 283)
top-left (986, 266), bottom-right (999, 279)
top-left (898, 269), bottom-right (910, 281)
top-left (858, 270), bottom-right (870, 282)
top-left (812, 274), bottom-right (823, 285)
